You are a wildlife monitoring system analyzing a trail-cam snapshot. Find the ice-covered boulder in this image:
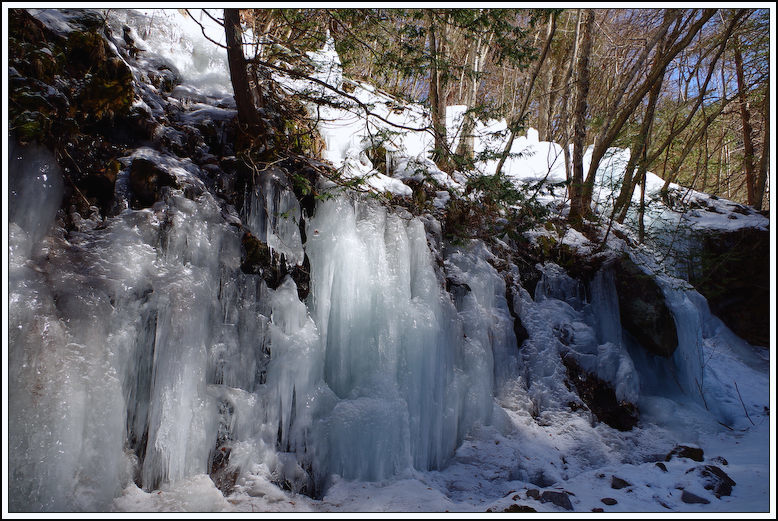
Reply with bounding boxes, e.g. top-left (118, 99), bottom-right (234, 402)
top-left (688, 226), bottom-right (769, 348)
